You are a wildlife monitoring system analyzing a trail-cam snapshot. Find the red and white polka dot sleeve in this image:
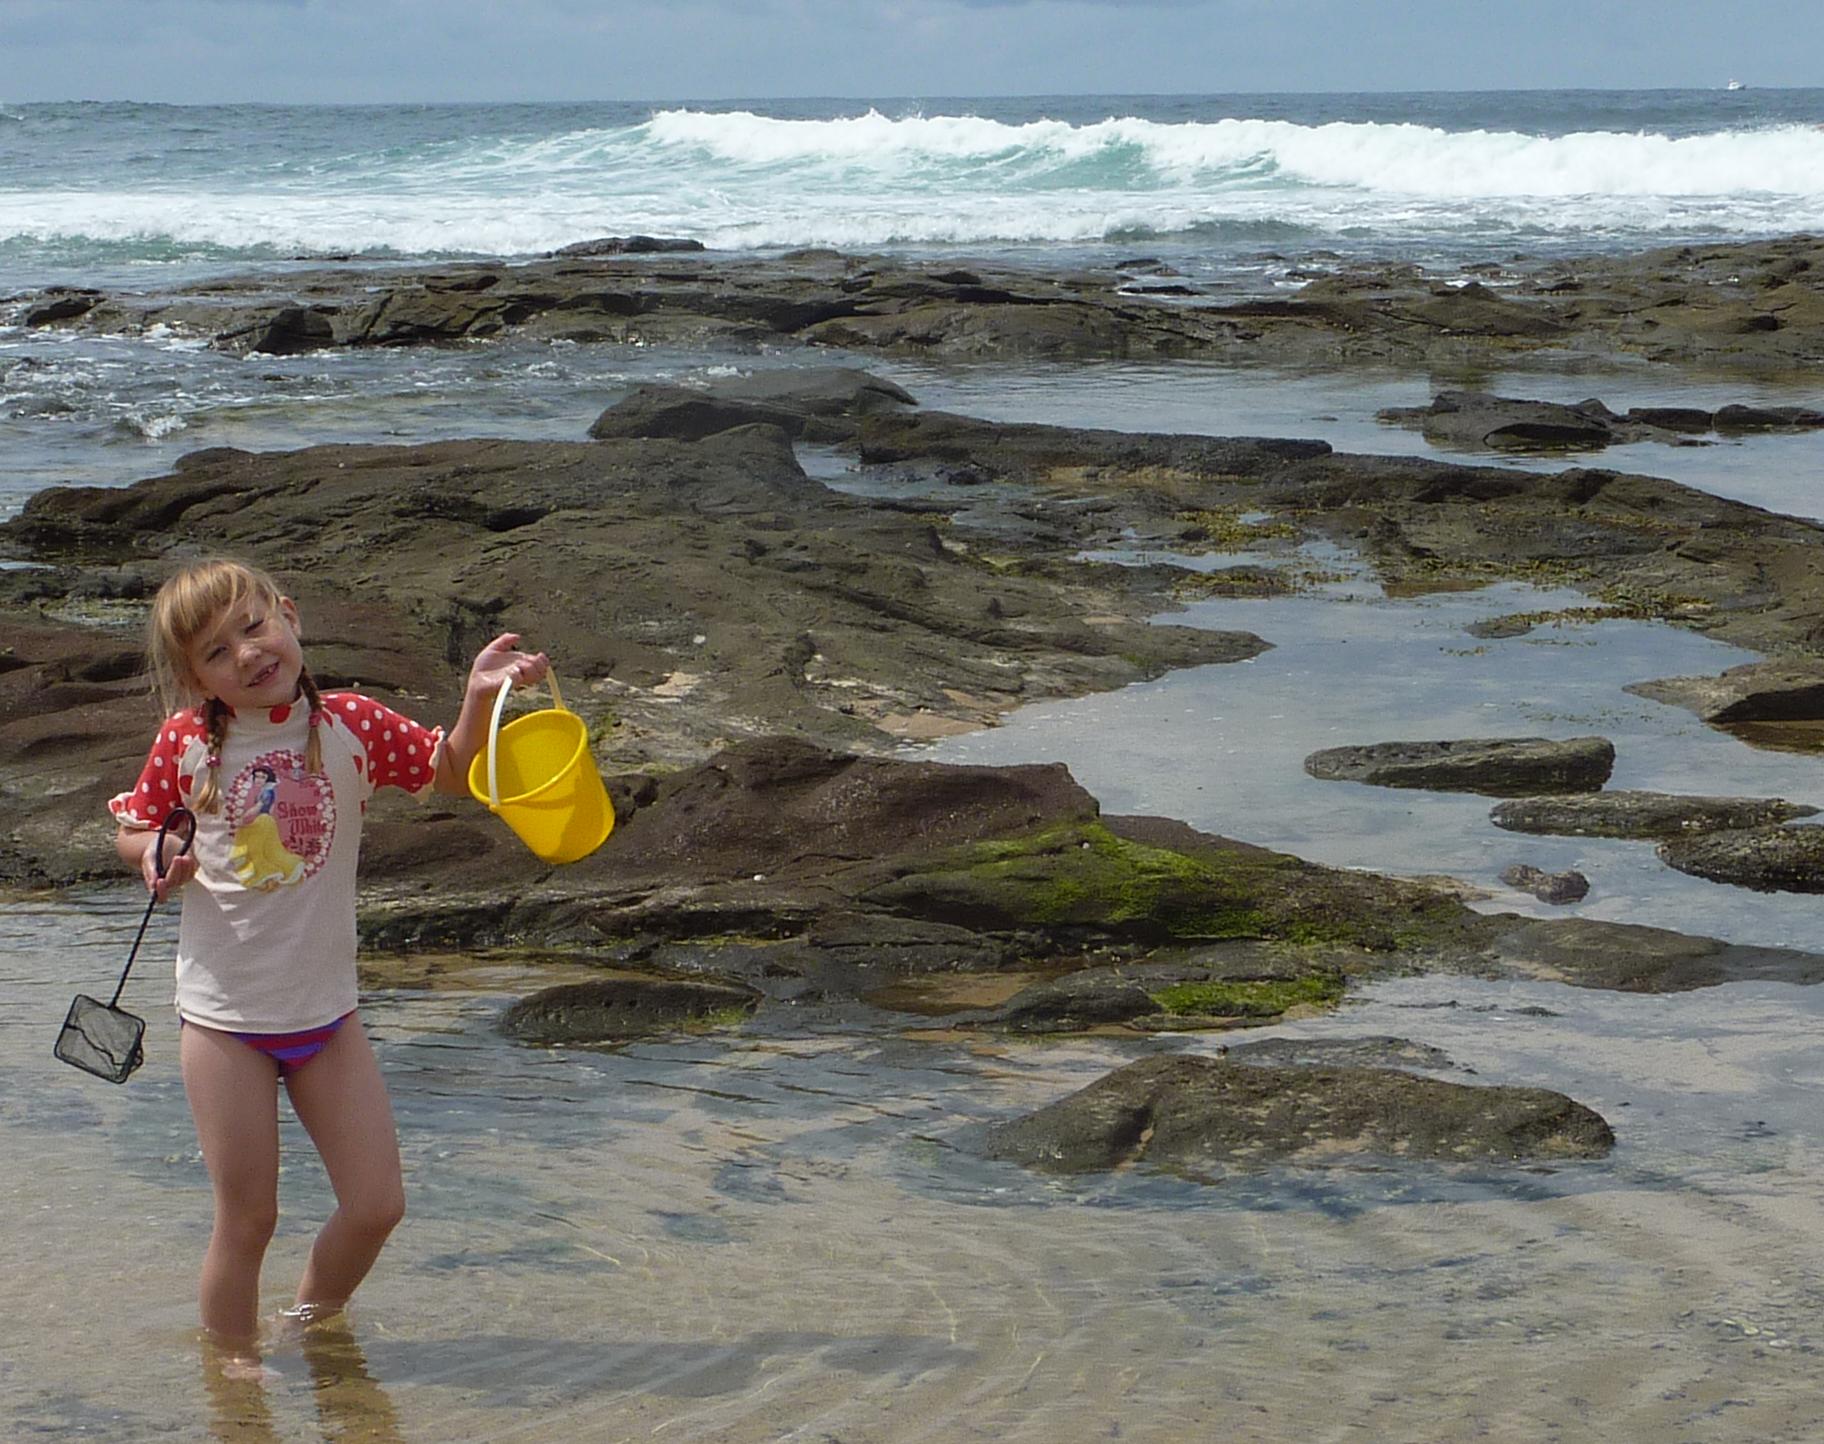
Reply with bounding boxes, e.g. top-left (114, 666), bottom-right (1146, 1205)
top-left (324, 692), bottom-right (445, 795)
top-left (108, 712), bottom-right (207, 828)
